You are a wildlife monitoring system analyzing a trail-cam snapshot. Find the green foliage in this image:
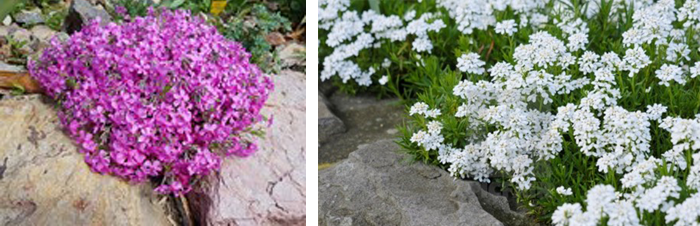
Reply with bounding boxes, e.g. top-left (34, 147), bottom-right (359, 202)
top-left (110, 0), bottom-right (151, 20)
top-left (219, 4), bottom-right (291, 74)
top-left (44, 6), bottom-right (67, 31)
top-left (109, 0), bottom-right (293, 74)
top-left (0, 0), bottom-right (25, 21)
top-left (5, 35), bottom-right (29, 64)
